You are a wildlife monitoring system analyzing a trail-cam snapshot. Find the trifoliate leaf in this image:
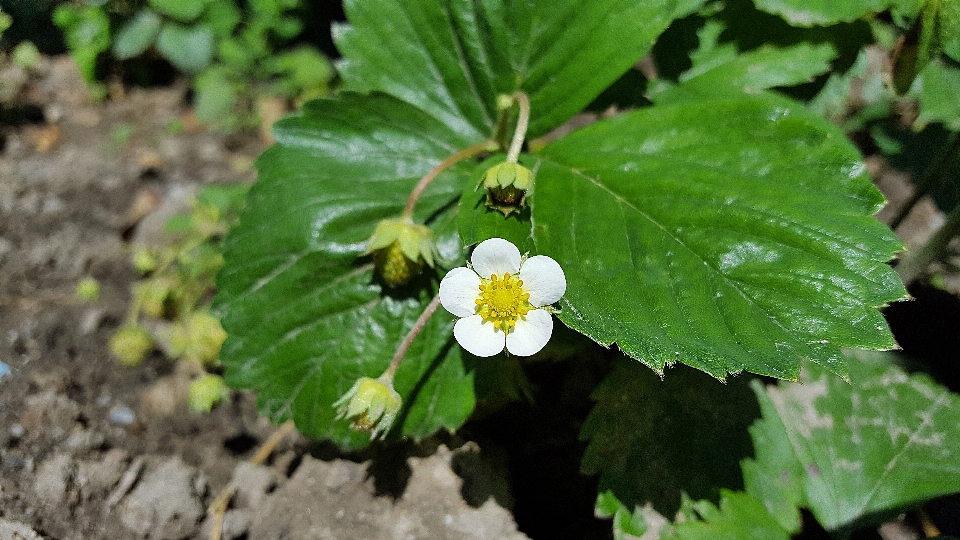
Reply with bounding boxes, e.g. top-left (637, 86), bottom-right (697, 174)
top-left (334, 0), bottom-right (678, 139)
top-left (214, 93), bottom-right (477, 447)
top-left (743, 353), bottom-right (960, 532)
top-left (533, 95), bottom-right (905, 379)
